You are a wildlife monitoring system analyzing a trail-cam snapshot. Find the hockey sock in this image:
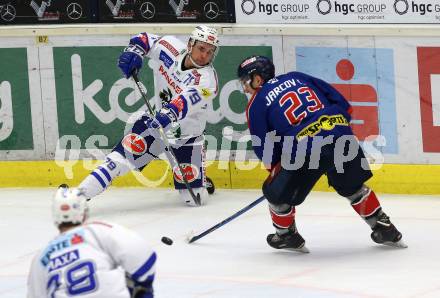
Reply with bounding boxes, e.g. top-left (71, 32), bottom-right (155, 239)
top-left (348, 186), bottom-right (382, 227)
top-left (269, 204), bottom-right (296, 235)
